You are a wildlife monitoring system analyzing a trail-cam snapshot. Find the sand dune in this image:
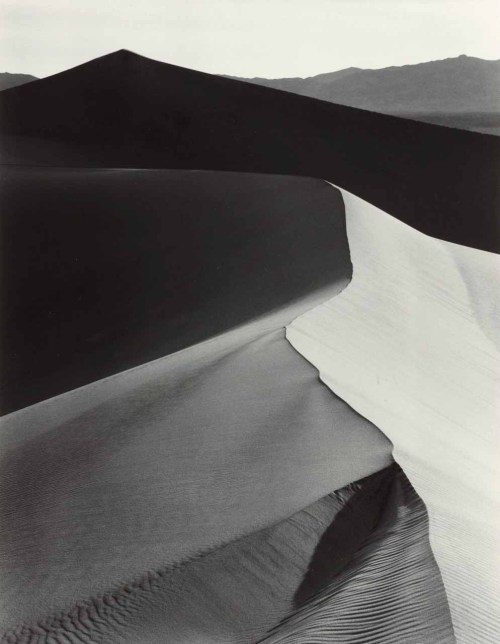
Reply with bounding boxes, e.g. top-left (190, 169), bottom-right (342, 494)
top-left (1, 50), bottom-right (499, 251)
top-left (0, 168), bottom-right (349, 414)
top-left (0, 308), bottom-right (393, 635)
top-left (0, 166), bottom-right (493, 640)
top-left (1, 465), bottom-right (454, 643)
top-left (261, 466), bottom-right (454, 644)
top-left (287, 184), bottom-right (500, 643)
top-left (0, 172), bottom-right (395, 633)
top-left (0, 468), bottom-right (390, 642)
